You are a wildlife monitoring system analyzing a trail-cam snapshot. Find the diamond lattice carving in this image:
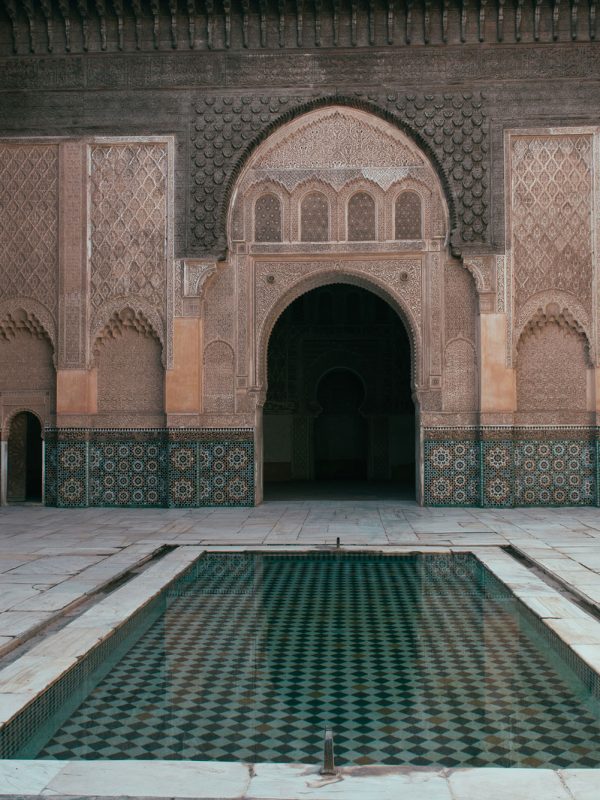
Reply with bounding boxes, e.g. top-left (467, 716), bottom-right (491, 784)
top-left (254, 194), bottom-right (282, 242)
top-left (301, 193), bottom-right (329, 242)
top-left (395, 191), bottom-right (422, 239)
top-left (0, 145), bottom-right (58, 310)
top-left (90, 144), bottom-right (167, 313)
top-left (347, 192), bottom-right (376, 241)
top-left (511, 136), bottom-right (593, 316)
